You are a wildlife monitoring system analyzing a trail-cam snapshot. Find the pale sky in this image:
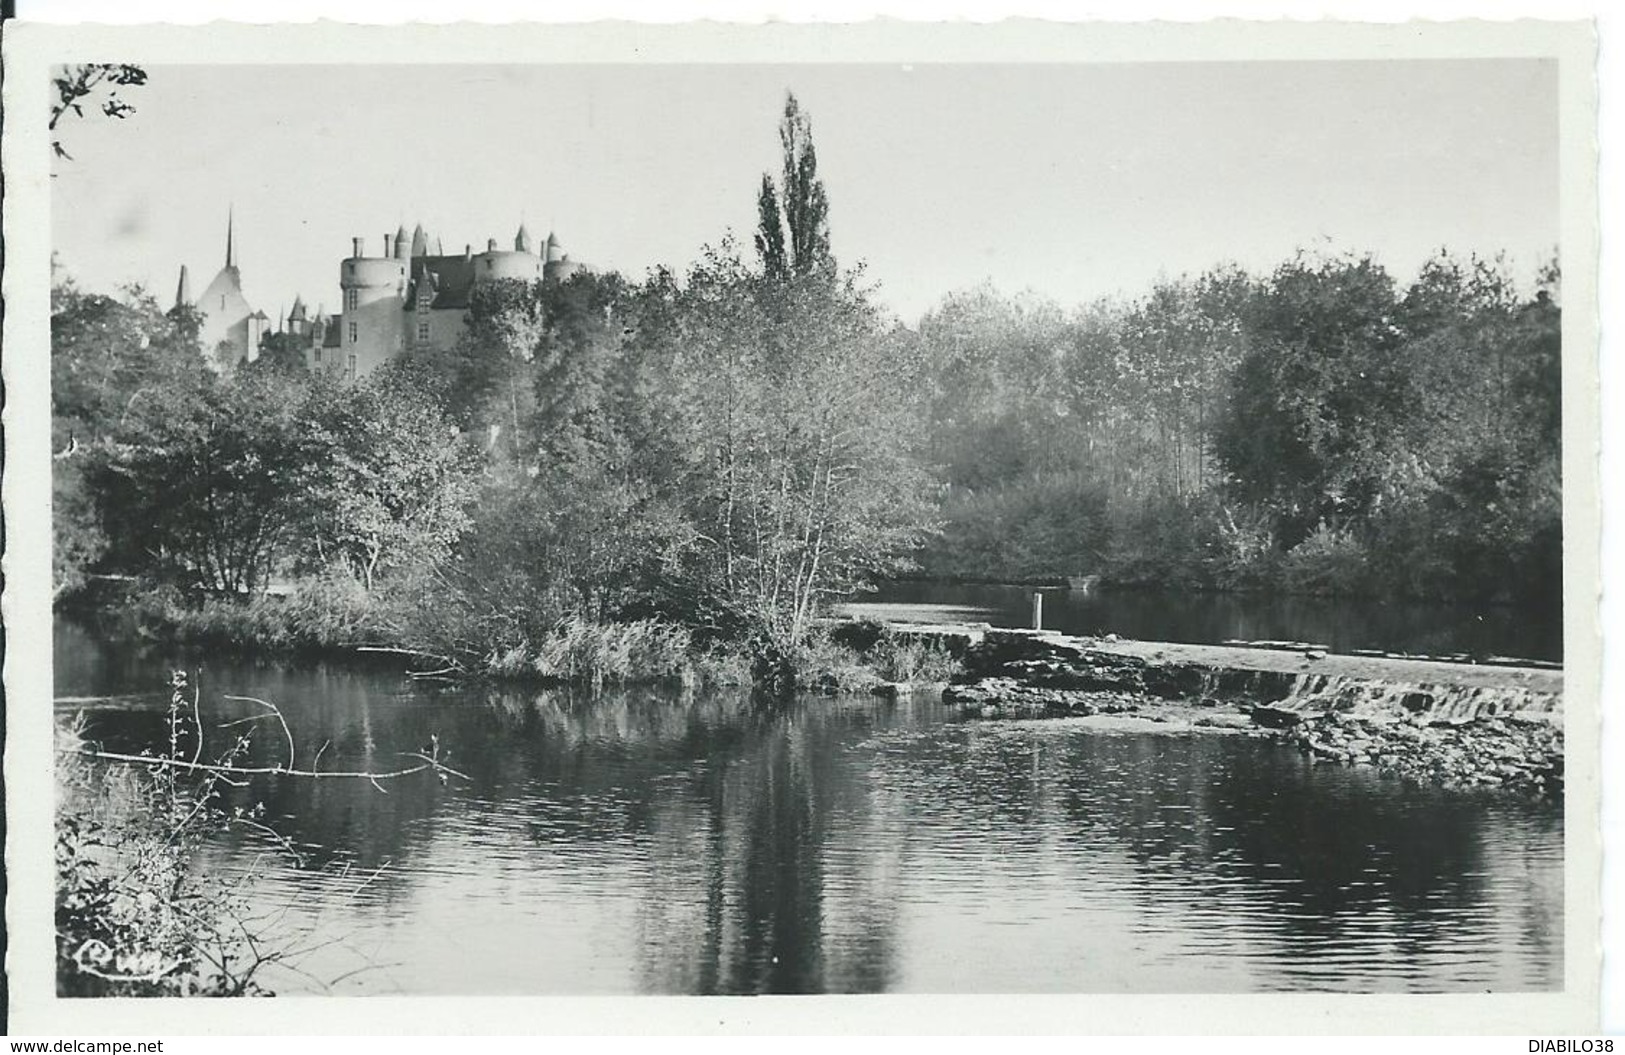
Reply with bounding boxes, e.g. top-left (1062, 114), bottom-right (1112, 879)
top-left (50, 60), bottom-right (1559, 323)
